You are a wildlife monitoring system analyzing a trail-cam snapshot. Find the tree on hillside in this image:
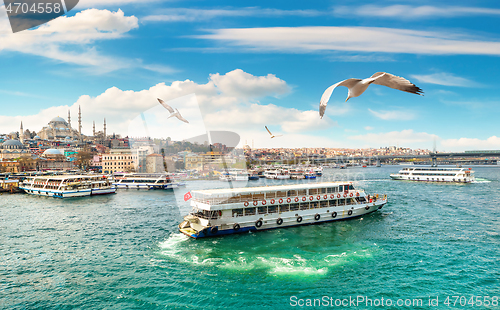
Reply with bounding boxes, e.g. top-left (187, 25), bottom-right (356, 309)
top-left (75, 151), bottom-right (93, 171)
